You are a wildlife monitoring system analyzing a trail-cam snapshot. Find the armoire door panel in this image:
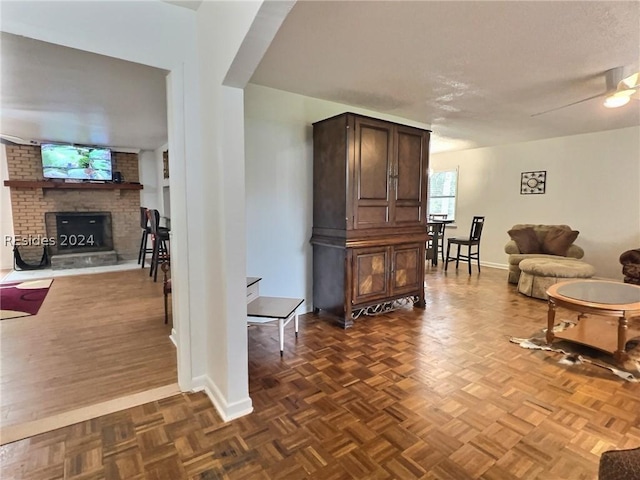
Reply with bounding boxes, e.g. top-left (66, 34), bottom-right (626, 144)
top-left (356, 206), bottom-right (389, 226)
top-left (357, 125), bottom-right (392, 201)
top-left (395, 130), bottom-right (424, 203)
top-left (392, 244), bottom-right (422, 294)
top-left (393, 206), bottom-right (422, 224)
top-left (352, 247), bottom-right (389, 304)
